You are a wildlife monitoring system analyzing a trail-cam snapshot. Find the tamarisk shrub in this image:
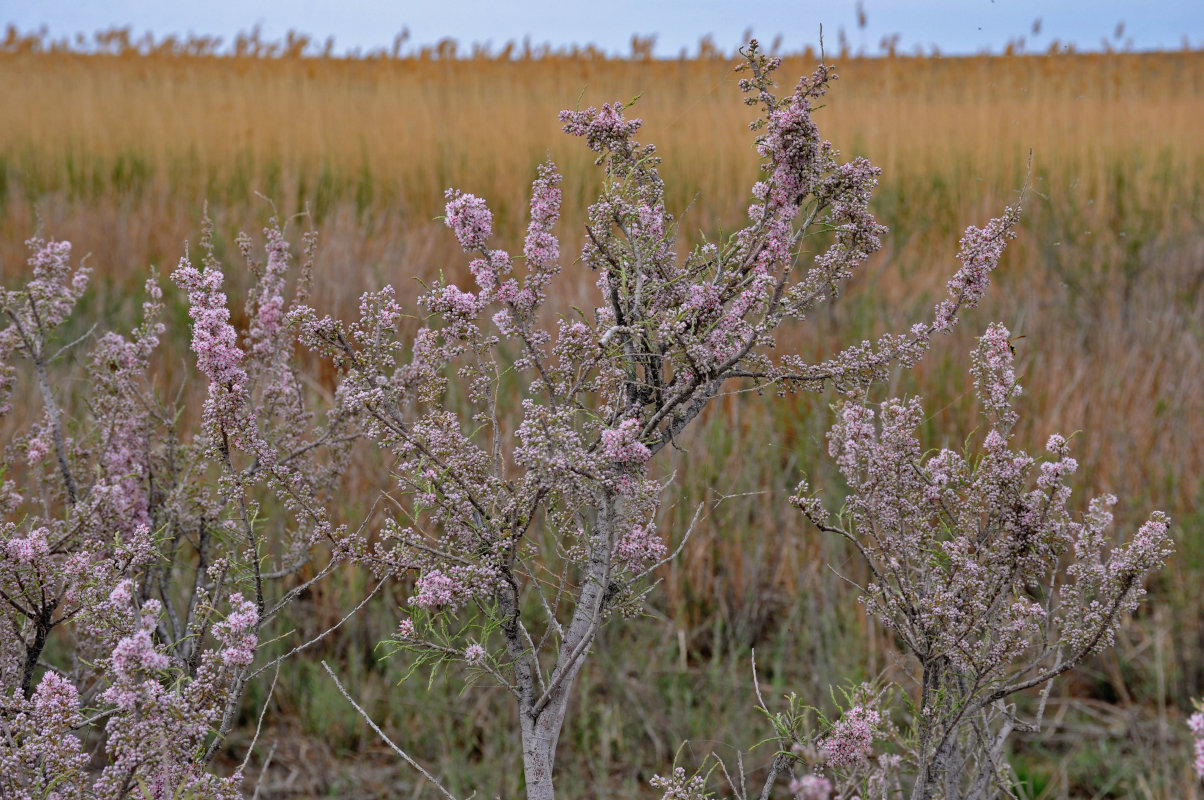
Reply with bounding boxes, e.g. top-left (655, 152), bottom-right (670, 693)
top-left (0, 218), bottom-right (356, 795)
top-left (662, 327), bottom-right (1172, 800)
top-left (779, 324), bottom-right (1173, 800)
top-left (288, 41), bottom-right (1019, 799)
